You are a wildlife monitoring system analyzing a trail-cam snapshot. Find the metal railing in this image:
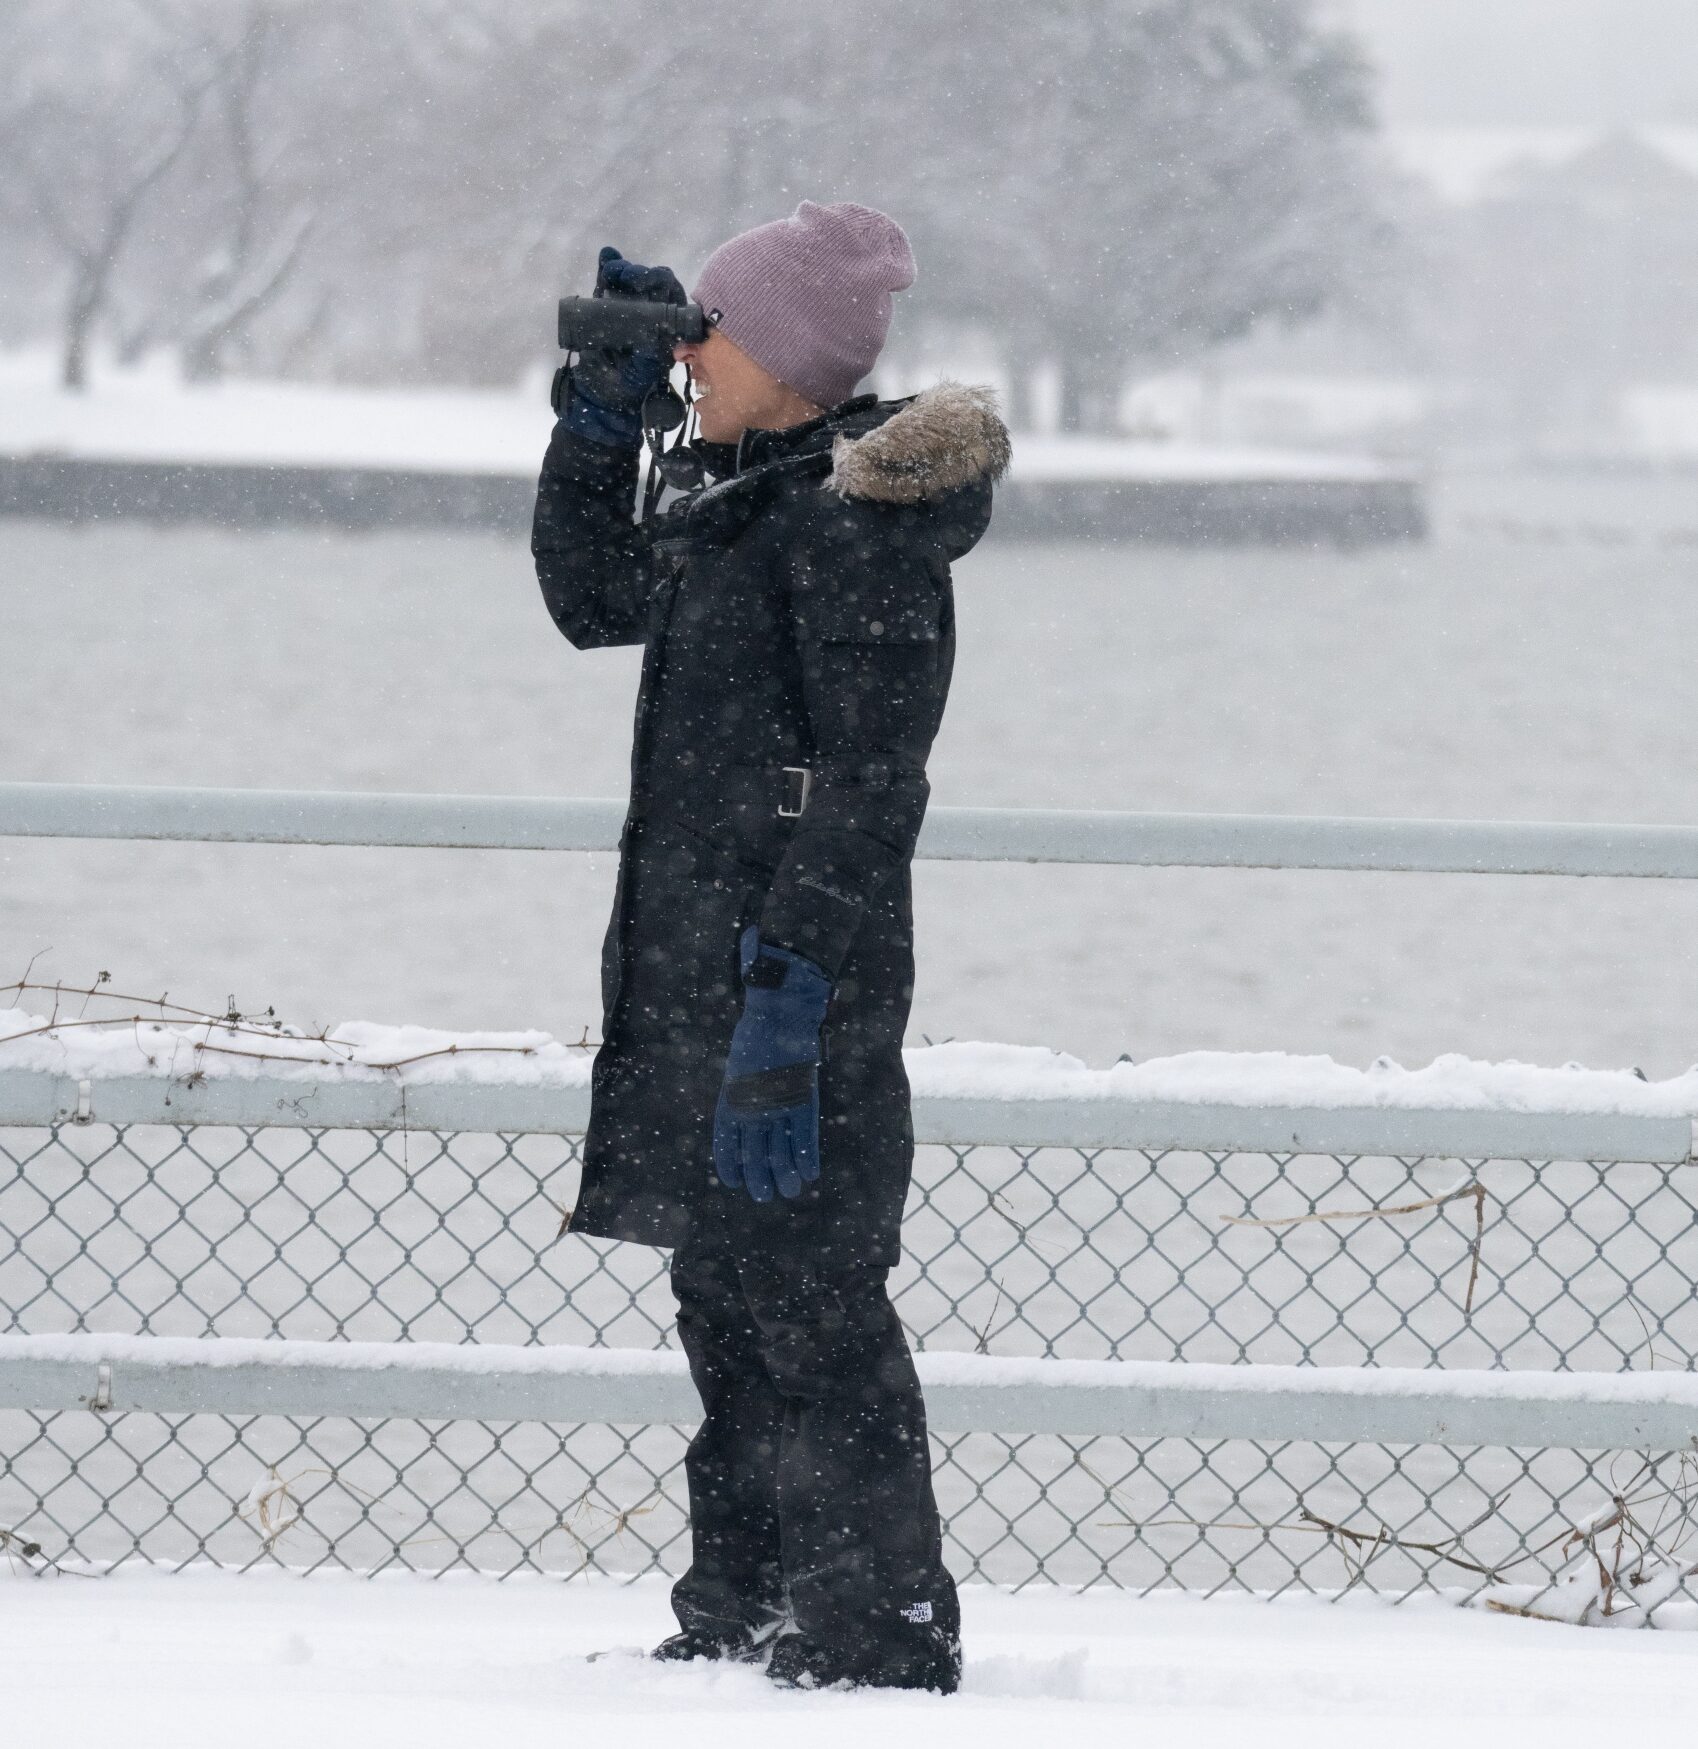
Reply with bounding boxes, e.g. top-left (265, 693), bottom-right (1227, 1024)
top-left (3, 1074), bottom-right (1697, 1620)
top-left (1, 1068), bottom-right (1686, 1169)
top-left (9, 779), bottom-right (1698, 876)
top-left (7, 779), bottom-right (1698, 1621)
